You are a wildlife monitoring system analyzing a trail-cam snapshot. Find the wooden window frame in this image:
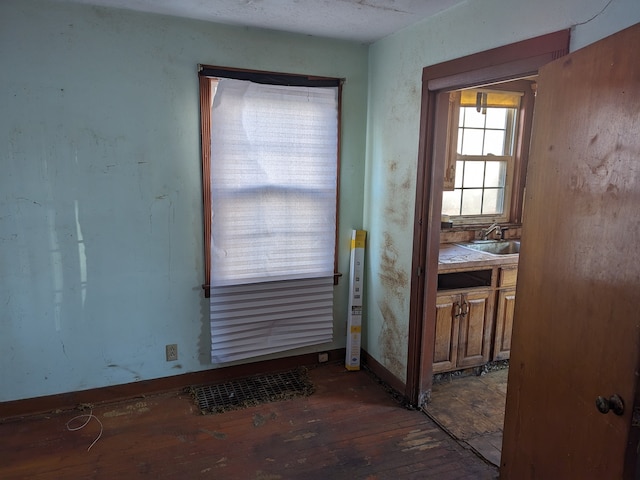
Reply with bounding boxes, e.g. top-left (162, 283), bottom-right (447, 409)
top-left (198, 66), bottom-right (343, 297)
